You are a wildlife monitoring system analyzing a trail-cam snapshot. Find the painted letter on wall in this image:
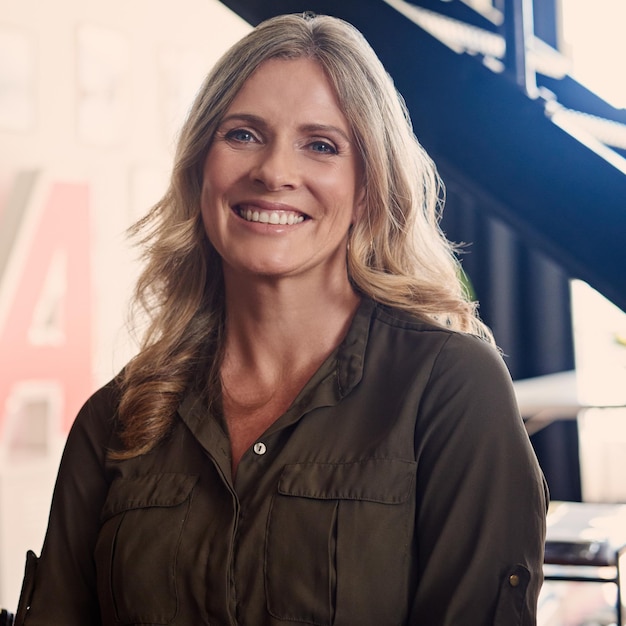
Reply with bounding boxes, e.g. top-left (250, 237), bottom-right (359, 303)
top-left (0, 171), bottom-right (92, 455)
